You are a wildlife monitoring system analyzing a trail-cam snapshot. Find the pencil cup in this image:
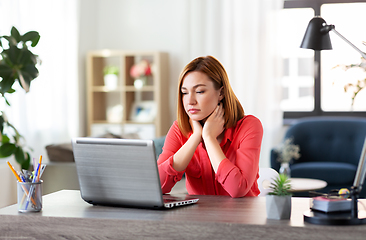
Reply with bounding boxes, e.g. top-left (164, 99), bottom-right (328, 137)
top-left (17, 180), bottom-right (43, 212)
